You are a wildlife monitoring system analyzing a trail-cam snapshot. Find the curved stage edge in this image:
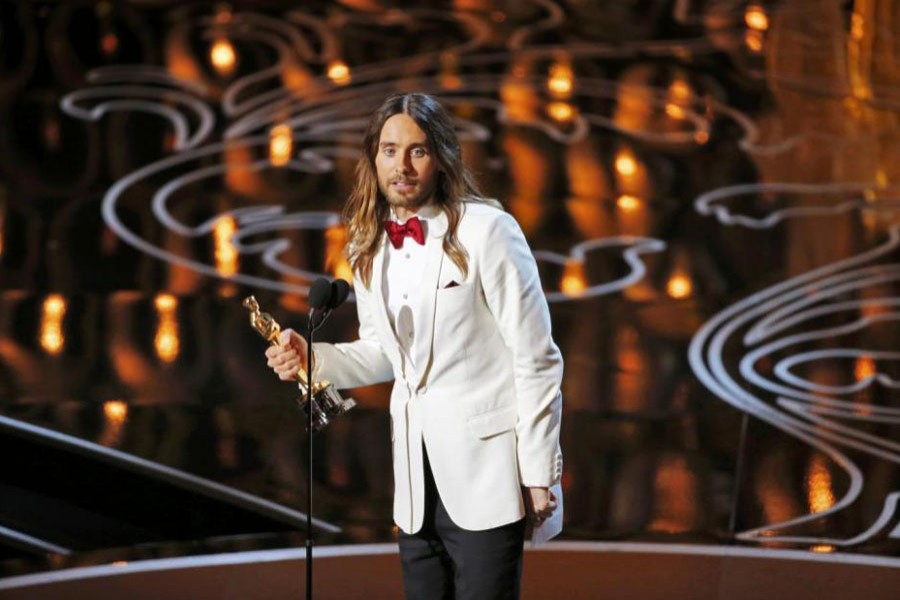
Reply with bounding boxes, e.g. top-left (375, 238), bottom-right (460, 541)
top-left (1, 542), bottom-right (898, 599)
